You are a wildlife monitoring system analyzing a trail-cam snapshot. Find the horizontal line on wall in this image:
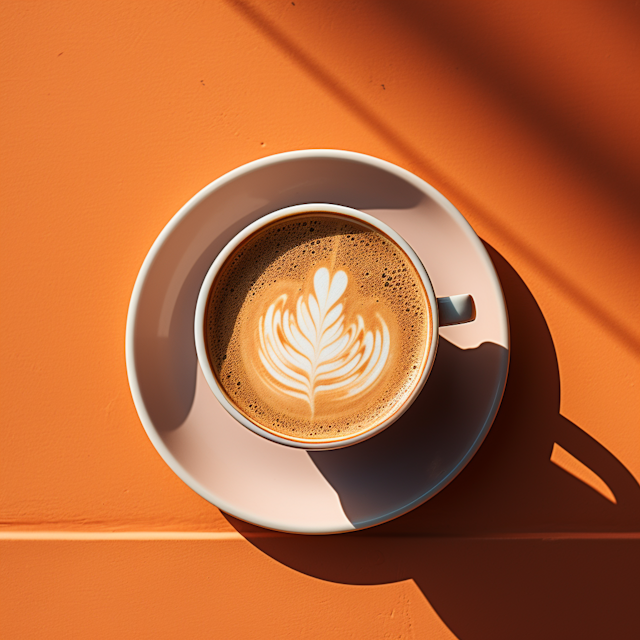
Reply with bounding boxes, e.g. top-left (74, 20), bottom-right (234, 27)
top-left (0, 531), bottom-right (247, 541)
top-left (0, 531), bottom-right (638, 541)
